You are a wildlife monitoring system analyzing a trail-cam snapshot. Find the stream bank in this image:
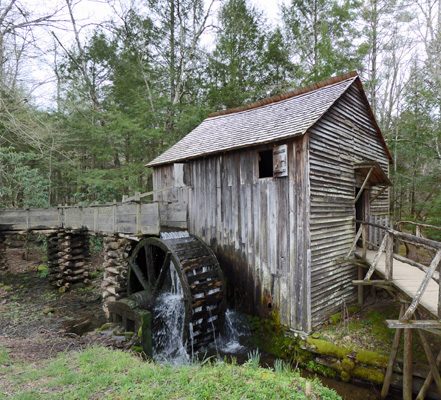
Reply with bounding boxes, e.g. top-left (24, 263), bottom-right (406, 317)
top-left (248, 298), bottom-right (441, 399)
